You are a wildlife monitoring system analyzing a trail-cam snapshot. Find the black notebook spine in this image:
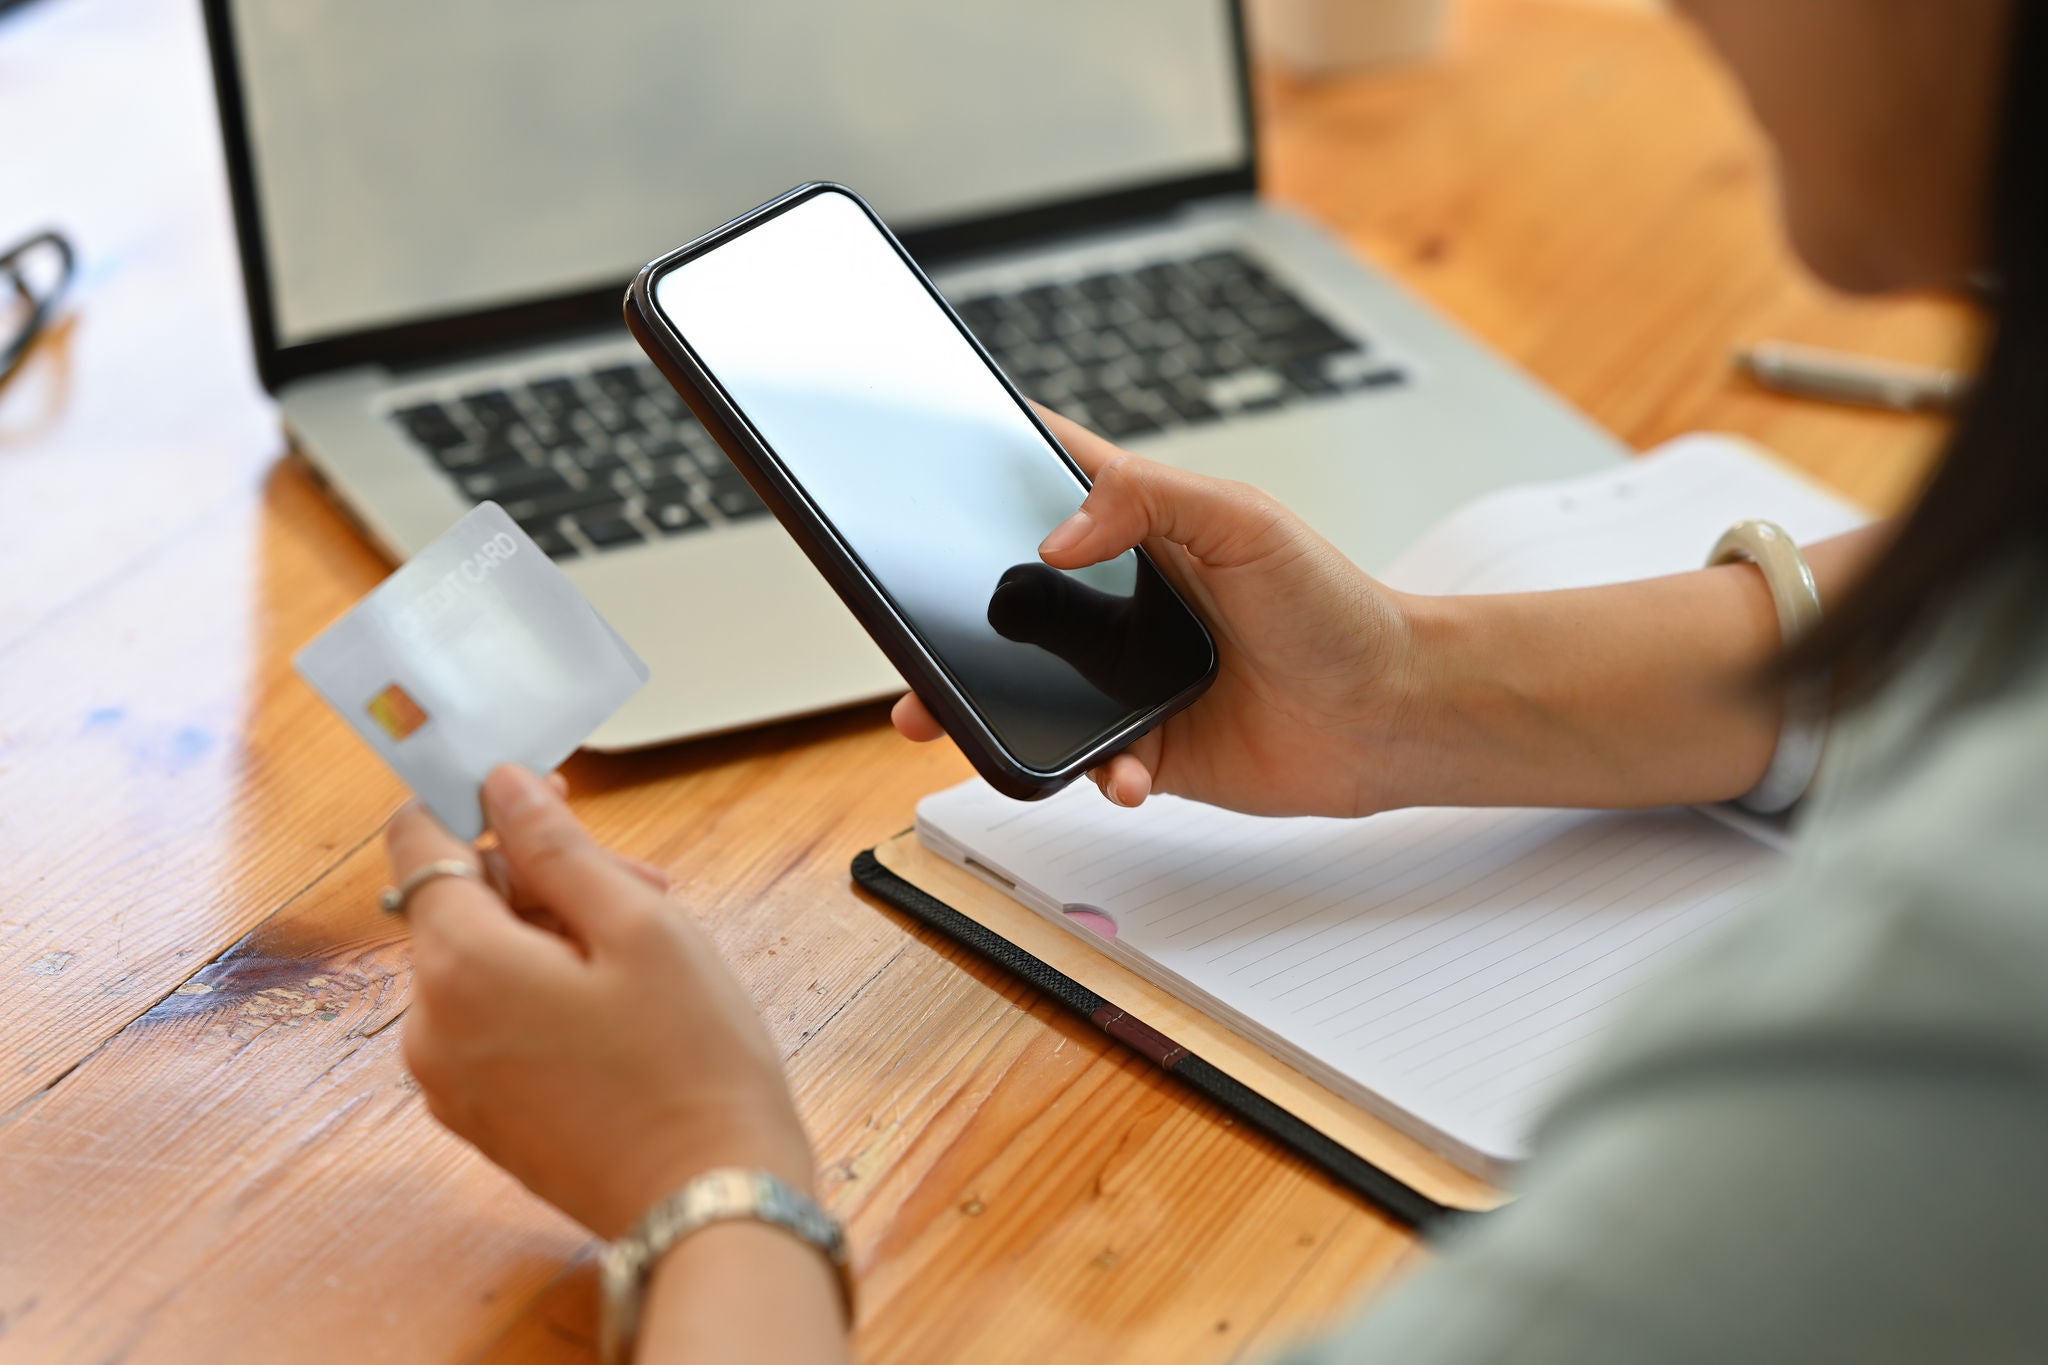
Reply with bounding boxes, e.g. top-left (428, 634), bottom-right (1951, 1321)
top-left (851, 849), bottom-right (1454, 1231)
